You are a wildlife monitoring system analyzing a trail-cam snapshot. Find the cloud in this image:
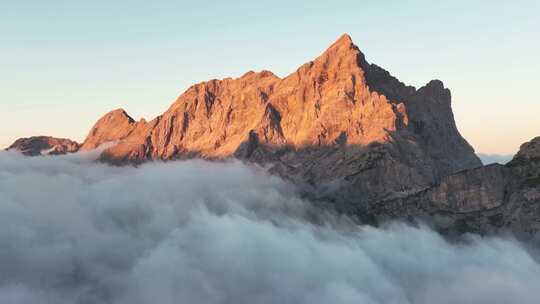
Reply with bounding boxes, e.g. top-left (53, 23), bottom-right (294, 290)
top-left (0, 151), bottom-right (539, 304)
